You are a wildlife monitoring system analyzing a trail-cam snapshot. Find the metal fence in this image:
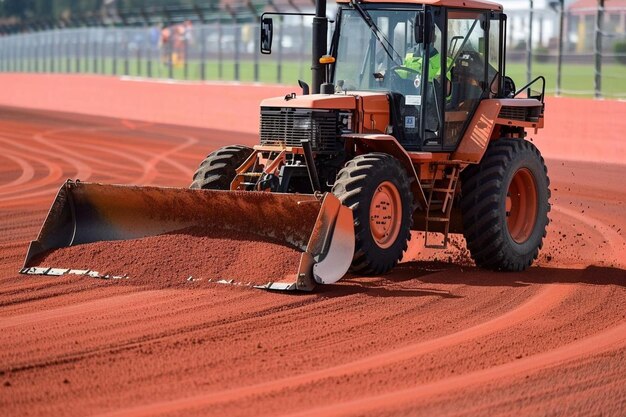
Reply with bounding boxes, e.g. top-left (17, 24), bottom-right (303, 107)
top-left (506, 2), bottom-right (626, 99)
top-left (0, 3), bottom-right (625, 99)
top-left (0, 20), bottom-right (316, 85)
